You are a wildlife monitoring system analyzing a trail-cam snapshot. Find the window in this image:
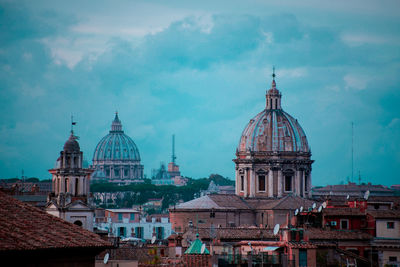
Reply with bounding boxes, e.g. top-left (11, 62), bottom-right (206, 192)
top-left (240, 176), bottom-right (244, 191)
top-left (258, 175), bottom-right (266, 191)
top-left (114, 168), bottom-right (120, 177)
top-left (156, 227), bottom-right (164, 239)
top-left (275, 98), bottom-right (278, 109)
top-left (65, 178), bottom-right (69, 193)
top-left (130, 213), bottom-right (135, 221)
top-left (135, 227), bottom-right (144, 238)
top-left (74, 220), bottom-right (82, 227)
top-left (118, 227), bottom-right (126, 237)
top-left (118, 213), bottom-right (123, 222)
top-left (124, 168), bottom-right (129, 177)
top-left (389, 256), bottom-right (397, 262)
top-left (387, 222), bottom-right (395, 229)
top-left (75, 178), bottom-right (79, 196)
top-left (340, 219), bottom-right (349, 229)
top-left (285, 176), bottom-right (292, 191)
